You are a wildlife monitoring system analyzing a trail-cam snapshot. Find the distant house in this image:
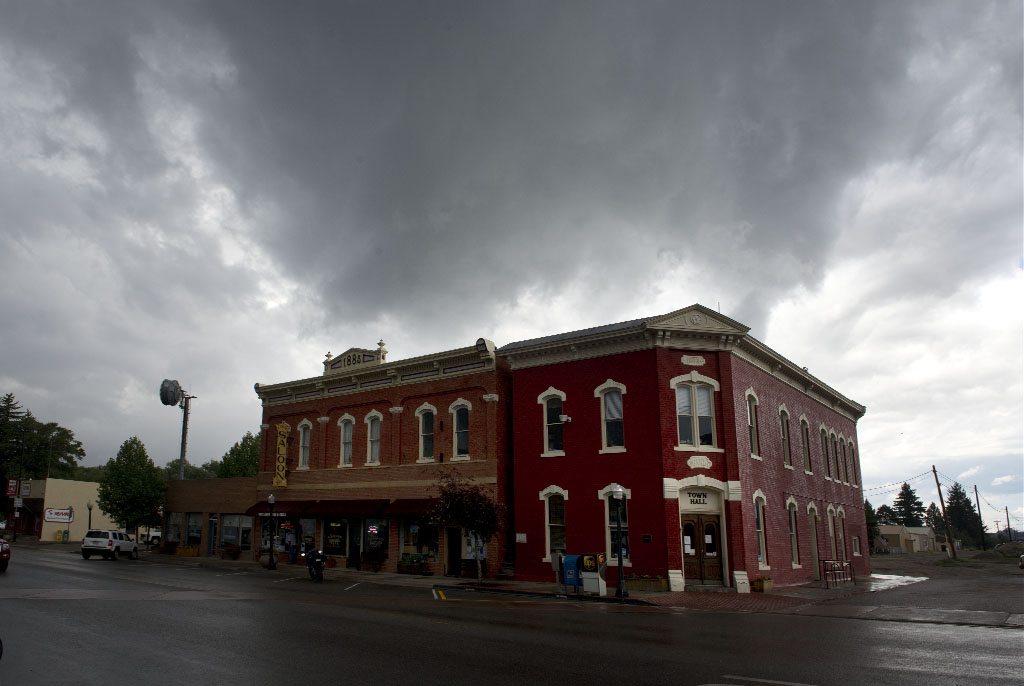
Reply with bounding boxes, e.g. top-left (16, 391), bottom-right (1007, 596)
top-left (876, 525), bottom-right (936, 553)
top-left (935, 533), bottom-right (963, 553)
